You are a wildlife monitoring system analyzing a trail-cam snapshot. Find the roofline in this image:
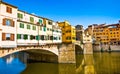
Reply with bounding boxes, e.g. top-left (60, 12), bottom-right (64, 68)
top-left (0, 1), bottom-right (17, 8)
top-left (18, 10), bottom-right (54, 22)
